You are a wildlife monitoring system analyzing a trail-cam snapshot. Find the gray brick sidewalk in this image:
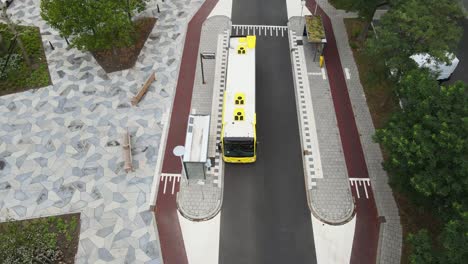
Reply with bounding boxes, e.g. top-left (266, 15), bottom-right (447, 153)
top-left (288, 17), bottom-right (354, 224)
top-left (176, 16), bottom-right (231, 221)
top-left (317, 1), bottom-right (402, 263)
